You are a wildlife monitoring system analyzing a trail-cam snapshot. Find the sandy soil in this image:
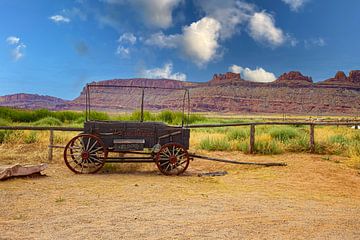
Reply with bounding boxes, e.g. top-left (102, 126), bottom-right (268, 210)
top-left (1, 150), bottom-right (360, 240)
